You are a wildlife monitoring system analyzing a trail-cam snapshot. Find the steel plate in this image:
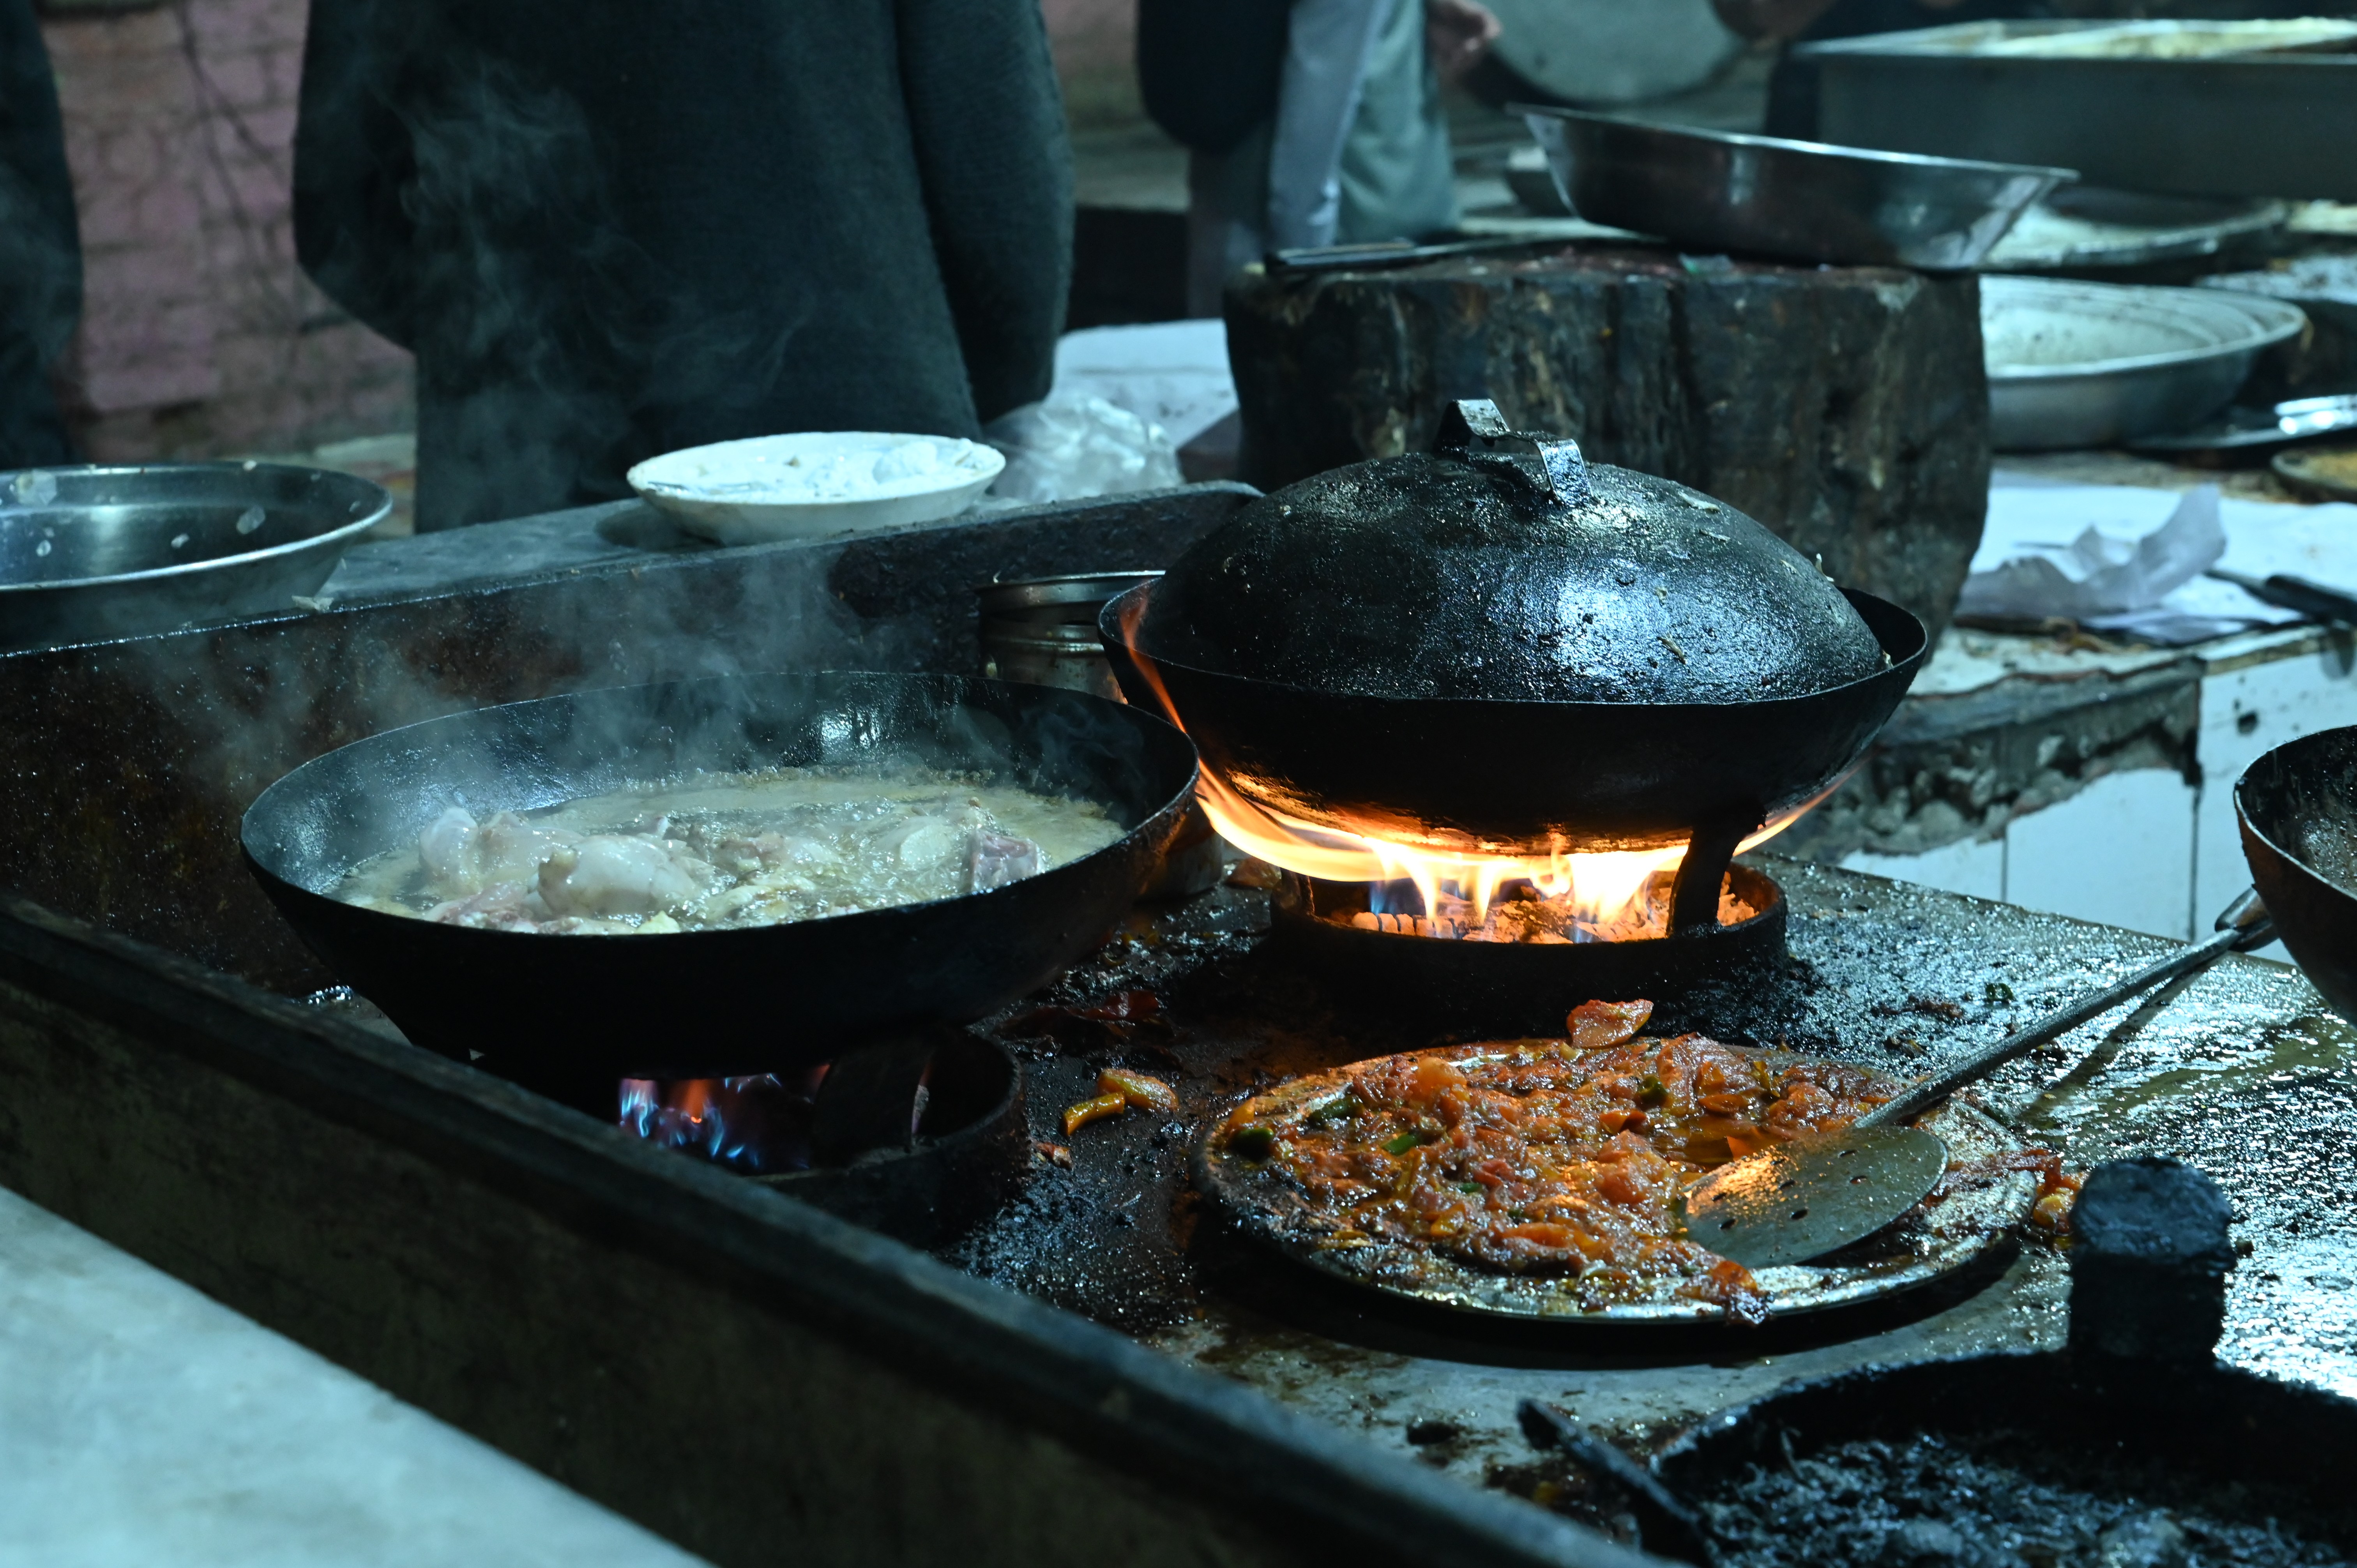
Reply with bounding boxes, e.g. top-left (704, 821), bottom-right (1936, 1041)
top-left (0, 462), bottom-right (391, 653)
top-left (1983, 187), bottom-right (2286, 272)
top-left (2126, 395), bottom-right (2357, 456)
top-left (1519, 106), bottom-right (2070, 271)
top-left (2275, 442), bottom-right (2357, 504)
top-left (1196, 1044), bottom-right (2036, 1325)
top-left (1983, 276), bottom-right (2308, 450)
